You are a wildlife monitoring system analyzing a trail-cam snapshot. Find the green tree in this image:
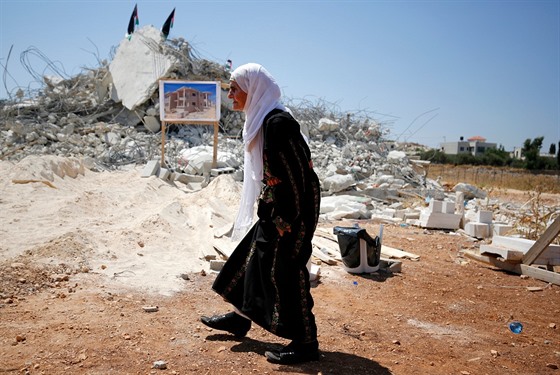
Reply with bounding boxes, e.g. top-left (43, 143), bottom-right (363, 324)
top-left (557, 141), bottom-right (560, 170)
top-left (452, 153), bottom-right (479, 165)
top-left (481, 148), bottom-right (511, 166)
top-left (522, 137), bottom-right (544, 170)
top-left (420, 149), bottom-right (448, 163)
top-left (549, 143), bottom-right (556, 155)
